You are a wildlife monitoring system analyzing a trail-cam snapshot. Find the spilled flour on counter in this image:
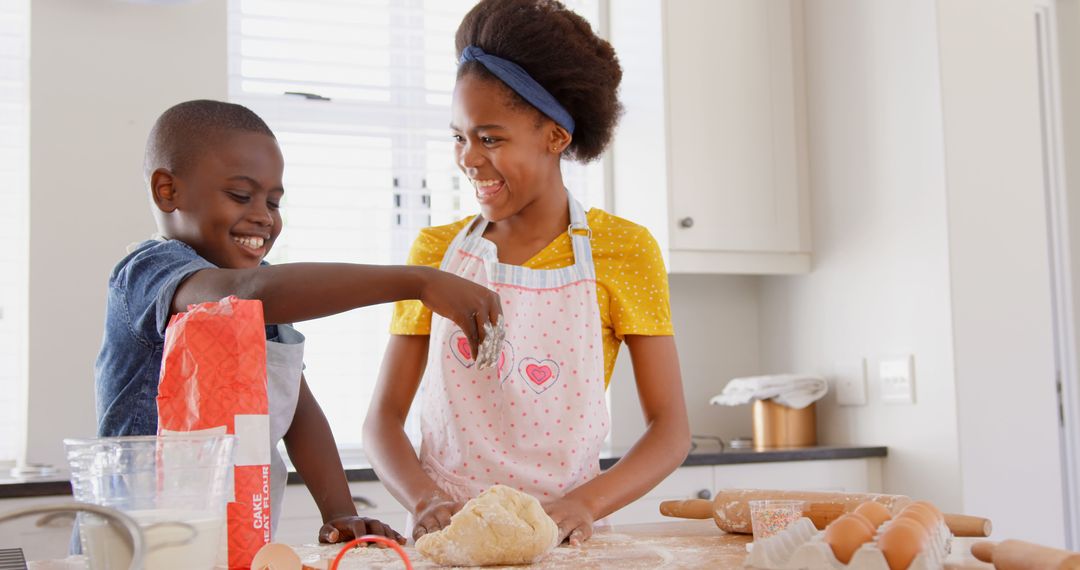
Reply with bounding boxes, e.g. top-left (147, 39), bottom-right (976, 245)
top-left (293, 531), bottom-right (743, 569)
